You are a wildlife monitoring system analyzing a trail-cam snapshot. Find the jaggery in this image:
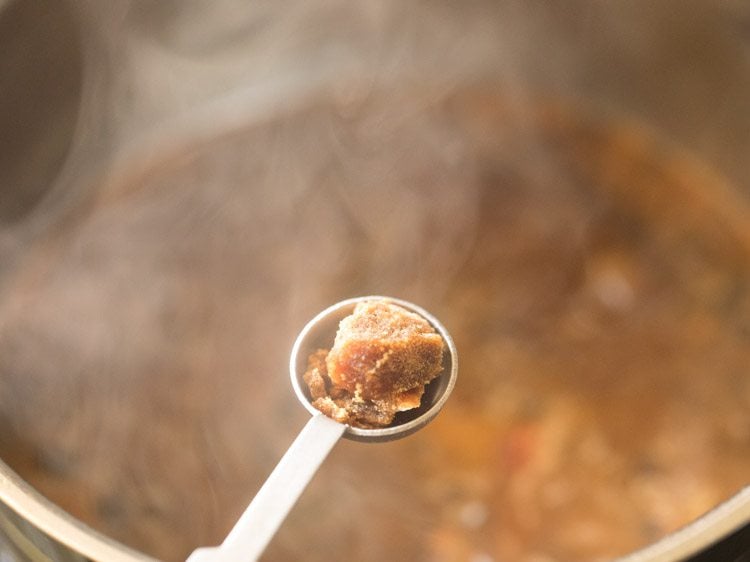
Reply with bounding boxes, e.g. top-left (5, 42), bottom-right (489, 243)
top-left (303, 300), bottom-right (445, 428)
